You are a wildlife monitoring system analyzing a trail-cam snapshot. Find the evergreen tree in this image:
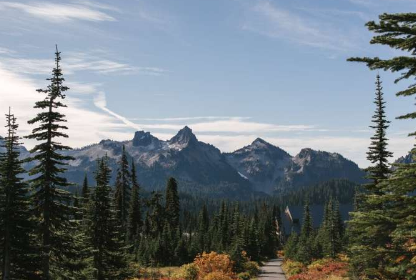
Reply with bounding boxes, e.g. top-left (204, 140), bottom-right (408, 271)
top-left (284, 232), bottom-right (299, 260)
top-left (81, 174), bottom-right (89, 203)
top-left (366, 75), bottom-right (393, 191)
top-left (127, 162), bottom-right (142, 250)
top-left (296, 203), bottom-right (314, 264)
top-left (25, 46), bottom-right (79, 279)
top-left (318, 199), bottom-right (342, 259)
top-left (0, 110), bottom-right (40, 279)
top-left (165, 177), bottom-right (180, 229)
top-left (85, 157), bottom-right (128, 280)
top-left (347, 75), bottom-right (394, 277)
top-left (114, 145), bottom-right (131, 227)
top-left (380, 158), bottom-right (416, 278)
top-left (348, 14), bottom-right (416, 277)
